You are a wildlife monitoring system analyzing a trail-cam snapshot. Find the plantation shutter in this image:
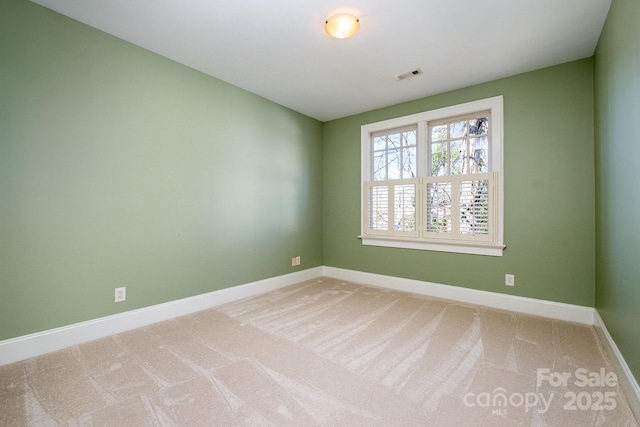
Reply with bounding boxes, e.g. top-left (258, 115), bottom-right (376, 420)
top-left (364, 179), bottom-right (419, 237)
top-left (423, 172), bottom-right (497, 242)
